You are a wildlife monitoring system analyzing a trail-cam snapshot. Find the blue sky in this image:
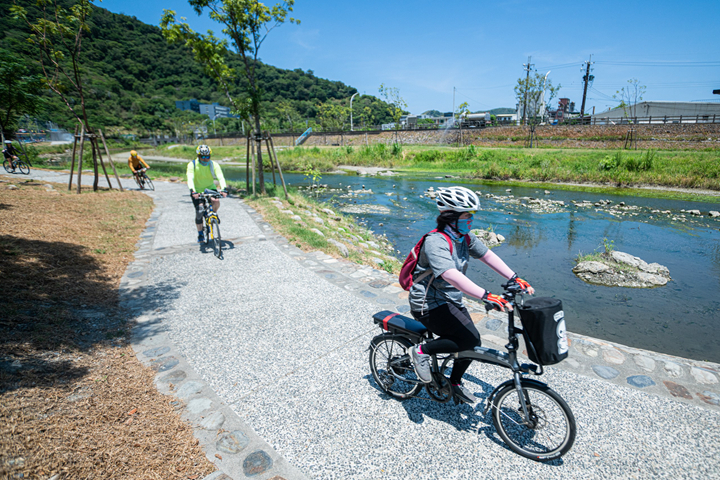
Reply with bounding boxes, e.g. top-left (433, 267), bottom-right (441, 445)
top-left (100, 0), bottom-right (720, 114)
